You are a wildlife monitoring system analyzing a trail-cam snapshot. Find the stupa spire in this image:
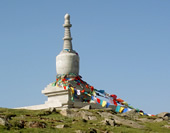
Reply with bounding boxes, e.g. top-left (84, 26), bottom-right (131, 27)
top-left (63, 13), bottom-right (72, 50)
top-left (56, 14), bottom-right (79, 75)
